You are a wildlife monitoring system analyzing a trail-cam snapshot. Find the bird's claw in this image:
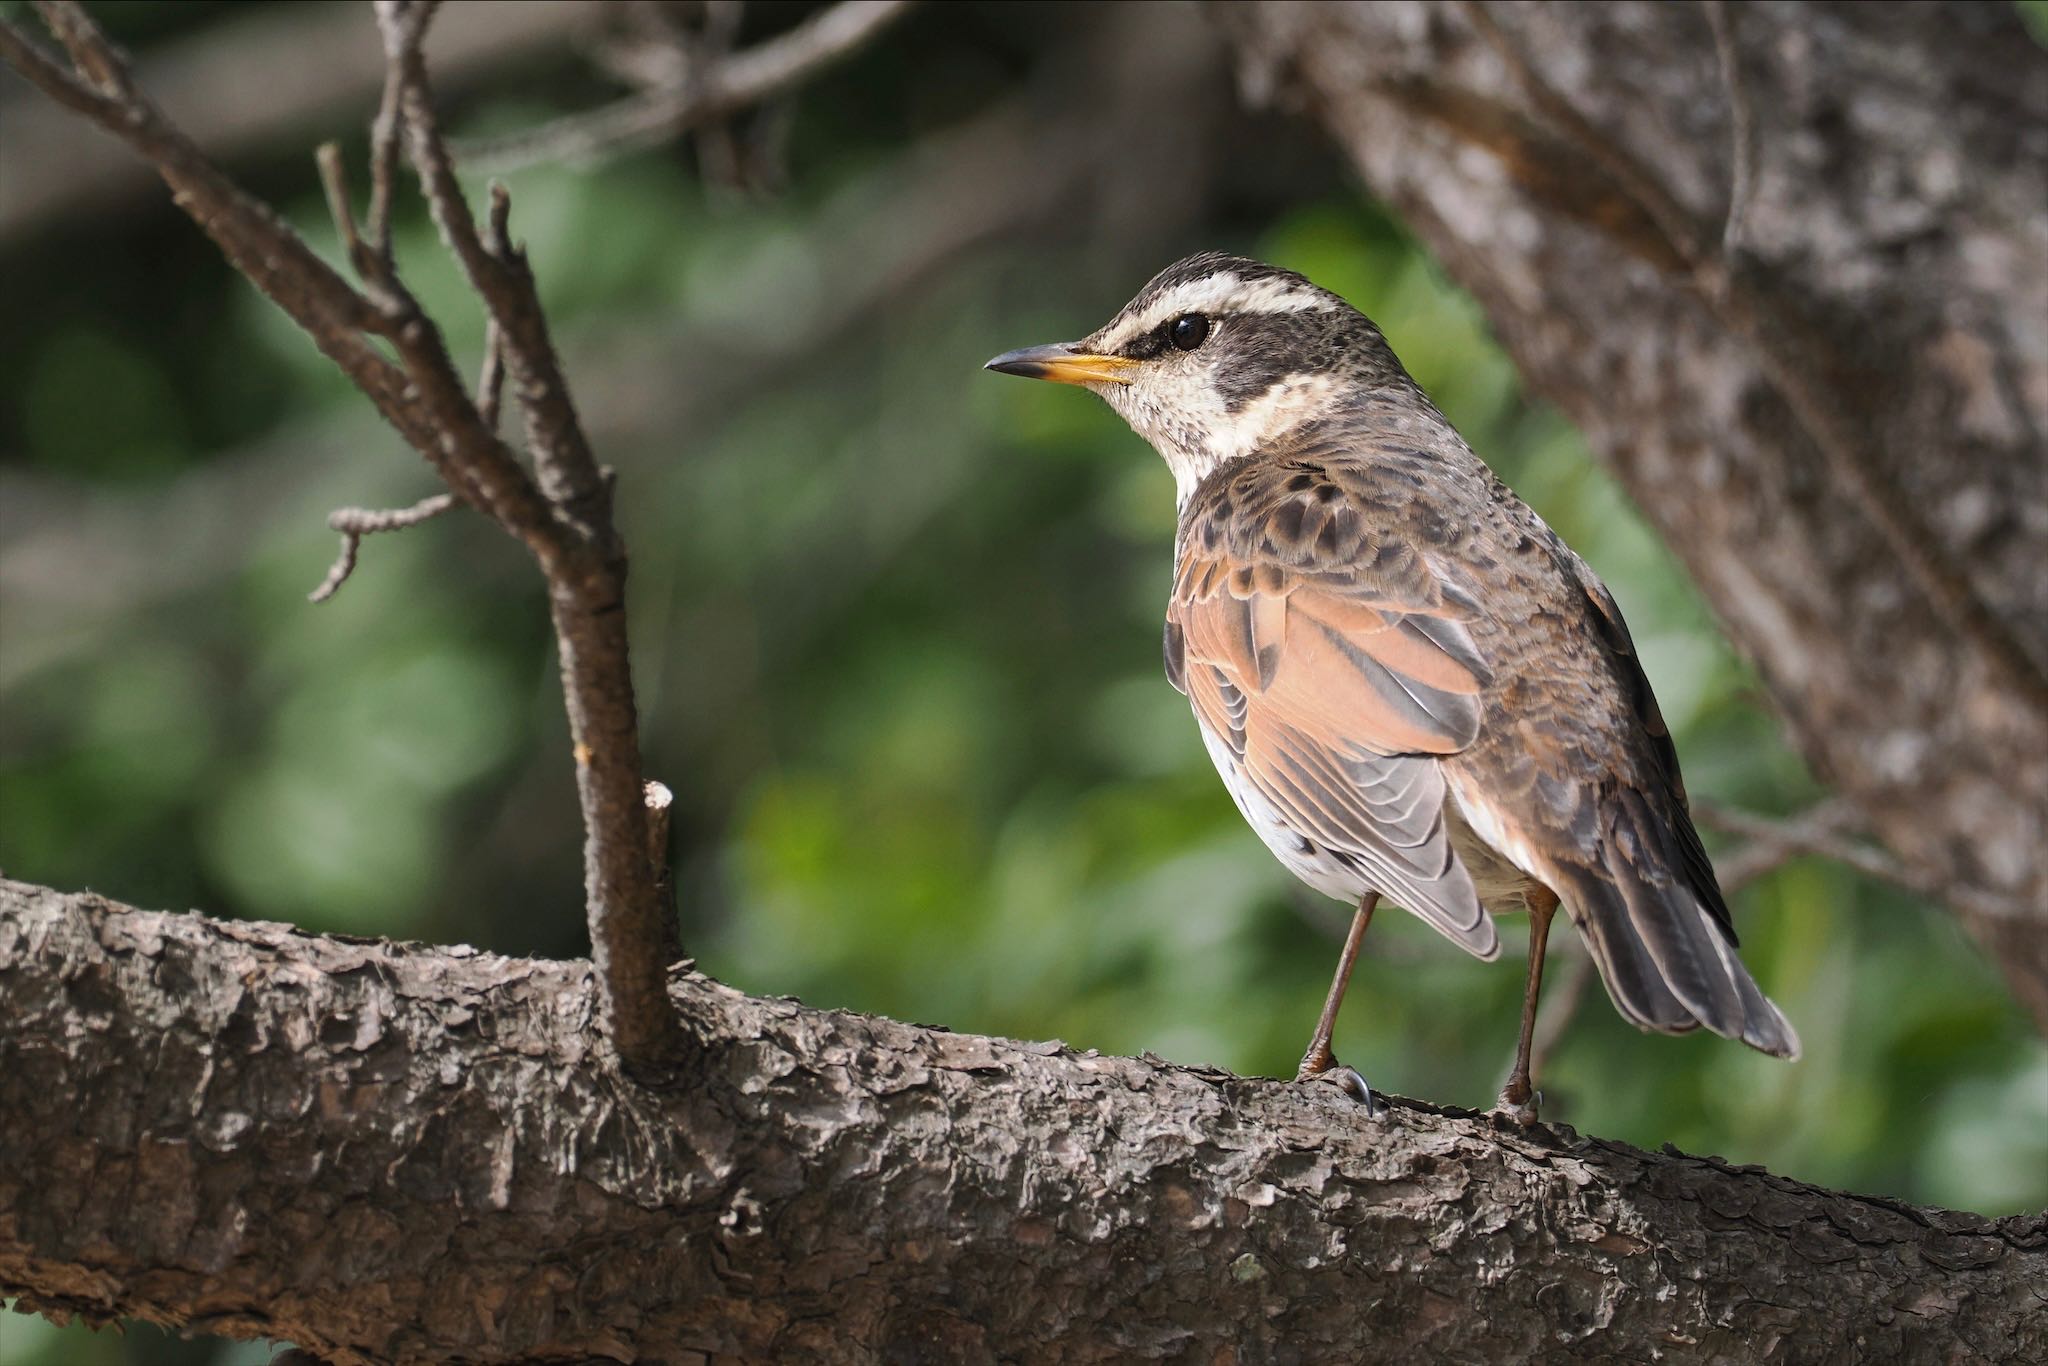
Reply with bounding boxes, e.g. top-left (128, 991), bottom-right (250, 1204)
top-left (1493, 1086), bottom-right (1543, 1127)
top-left (1296, 1062), bottom-right (1387, 1119)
